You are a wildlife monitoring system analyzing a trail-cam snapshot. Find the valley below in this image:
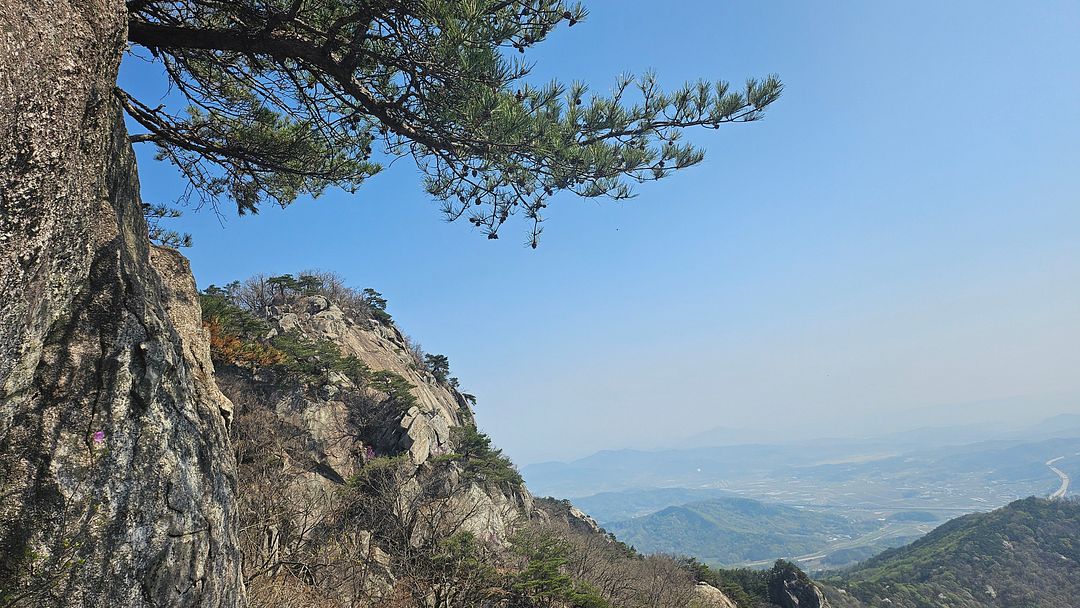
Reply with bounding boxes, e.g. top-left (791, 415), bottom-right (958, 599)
top-left (524, 425), bottom-right (1080, 571)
